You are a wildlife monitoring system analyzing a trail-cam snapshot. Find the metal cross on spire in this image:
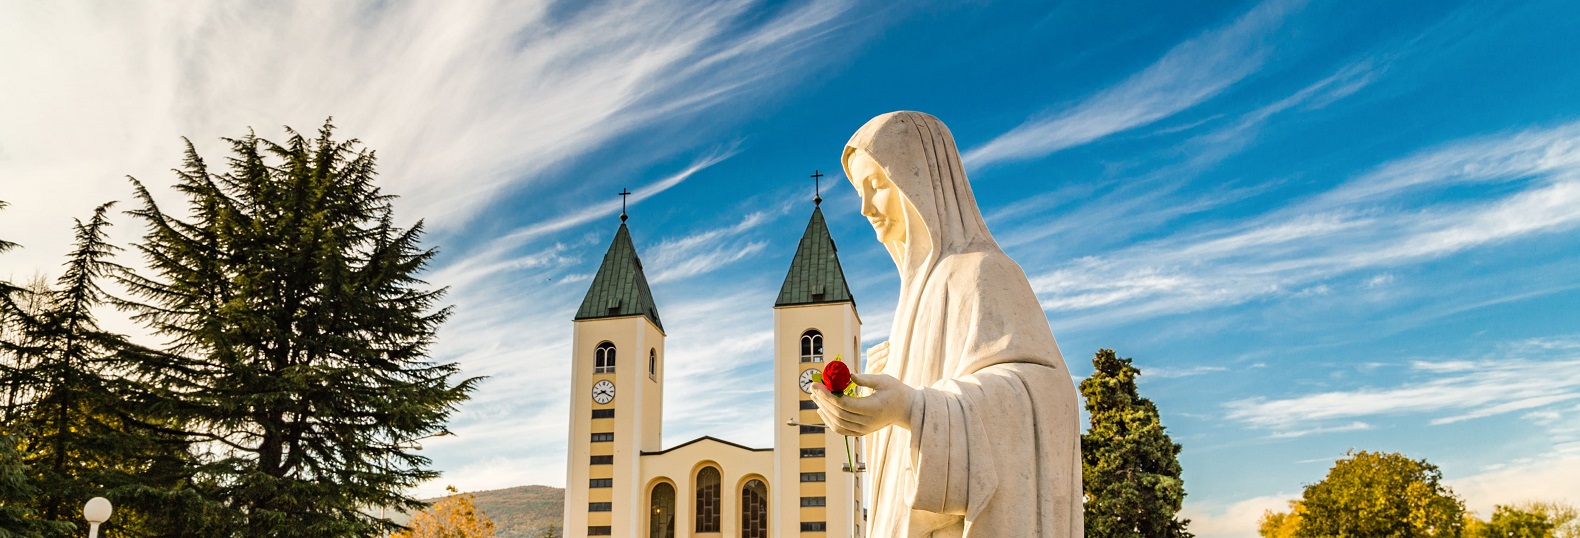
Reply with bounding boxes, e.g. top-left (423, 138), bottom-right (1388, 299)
top-left (811, 169), bottom-right (825, 206)
top-left (618, 188), bottom-right (632, 222)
